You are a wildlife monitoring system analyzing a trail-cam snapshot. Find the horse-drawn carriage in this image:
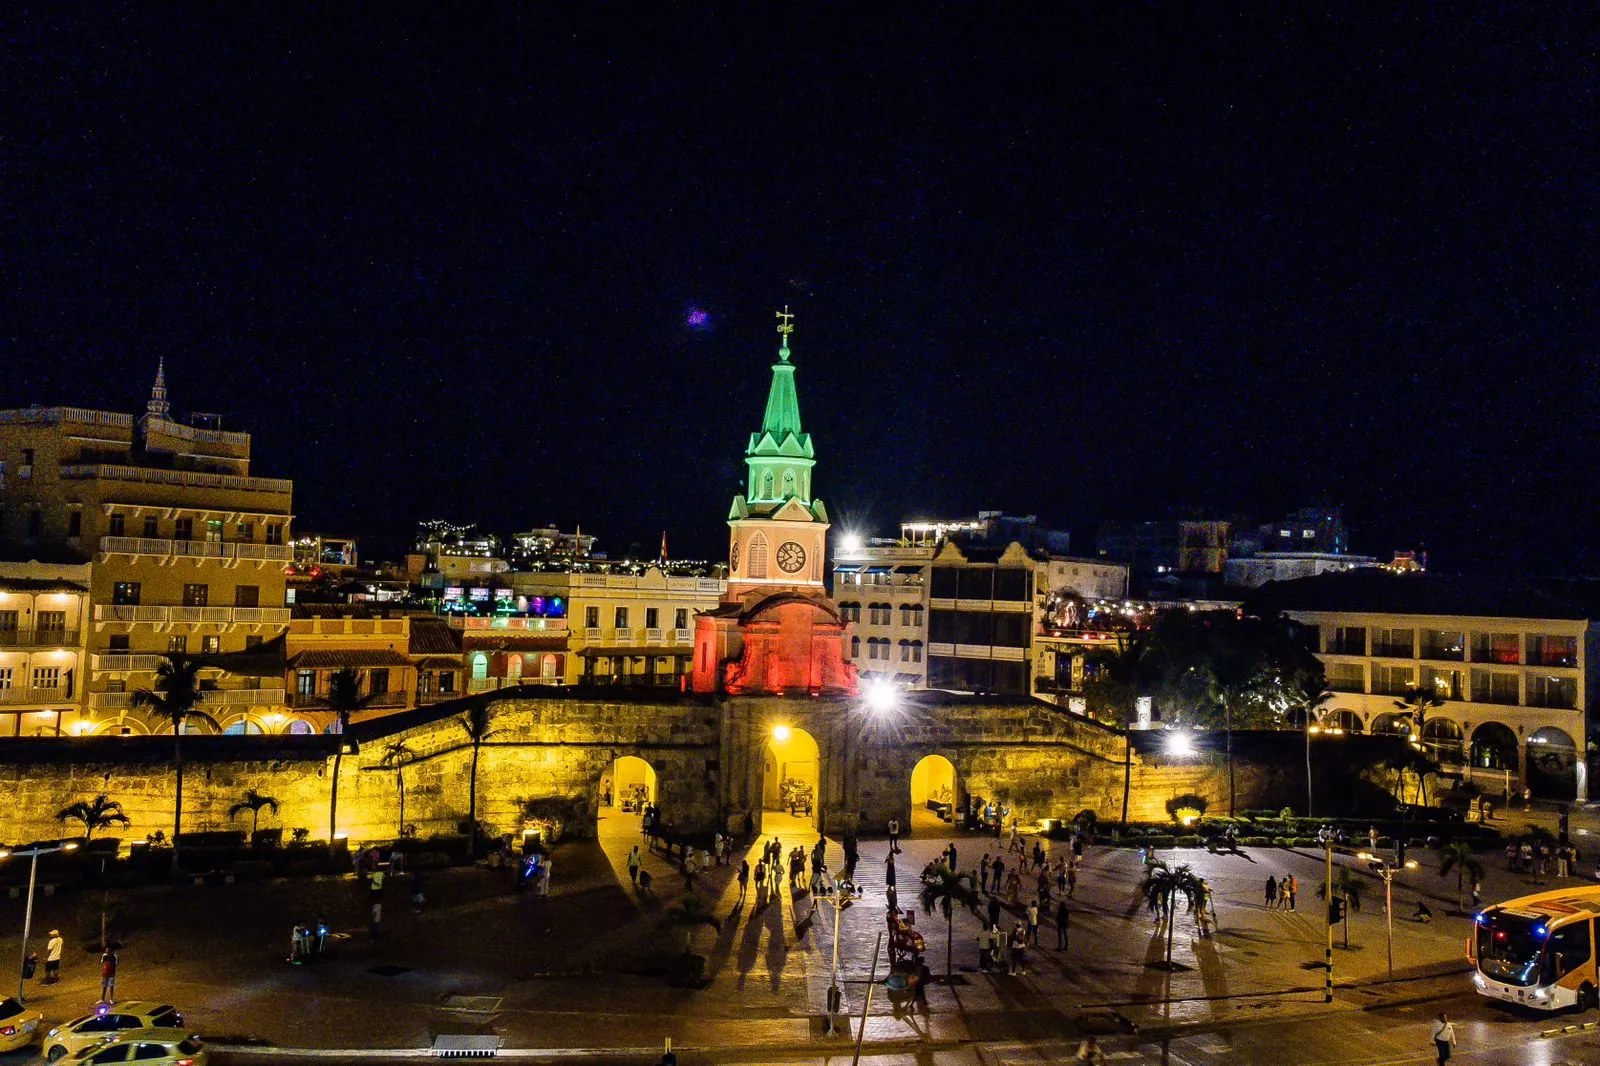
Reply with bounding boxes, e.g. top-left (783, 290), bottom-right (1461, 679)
top-left (886, 908), bottom-right (926, 962)
top-left (779, 778), bottom-right (813, 816)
